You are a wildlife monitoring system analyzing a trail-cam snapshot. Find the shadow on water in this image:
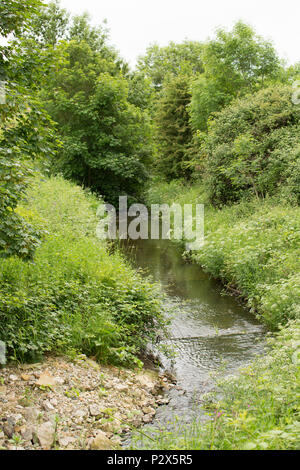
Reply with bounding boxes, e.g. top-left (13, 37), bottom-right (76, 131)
top-left (120, 228), bottom-right (266, 434)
